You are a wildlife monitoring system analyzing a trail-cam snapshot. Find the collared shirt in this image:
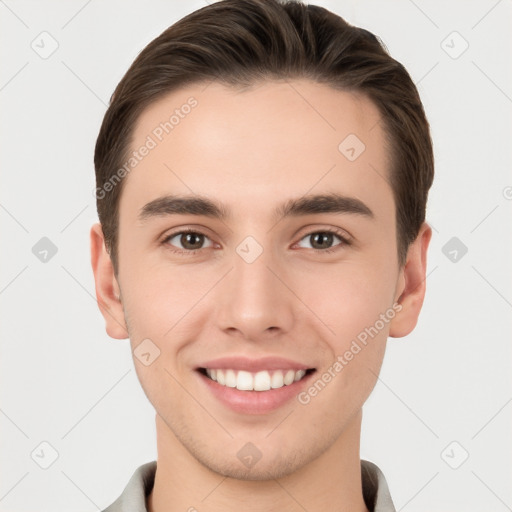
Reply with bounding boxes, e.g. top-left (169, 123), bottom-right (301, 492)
top-left (102, 459), bottom-right (395, 512)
